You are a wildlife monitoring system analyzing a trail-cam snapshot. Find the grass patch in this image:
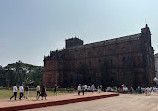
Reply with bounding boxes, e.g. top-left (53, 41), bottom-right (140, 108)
top-left (0, 90), bottom-right (75, 99)
top-left (0, 90), bottom-right (12, 99)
